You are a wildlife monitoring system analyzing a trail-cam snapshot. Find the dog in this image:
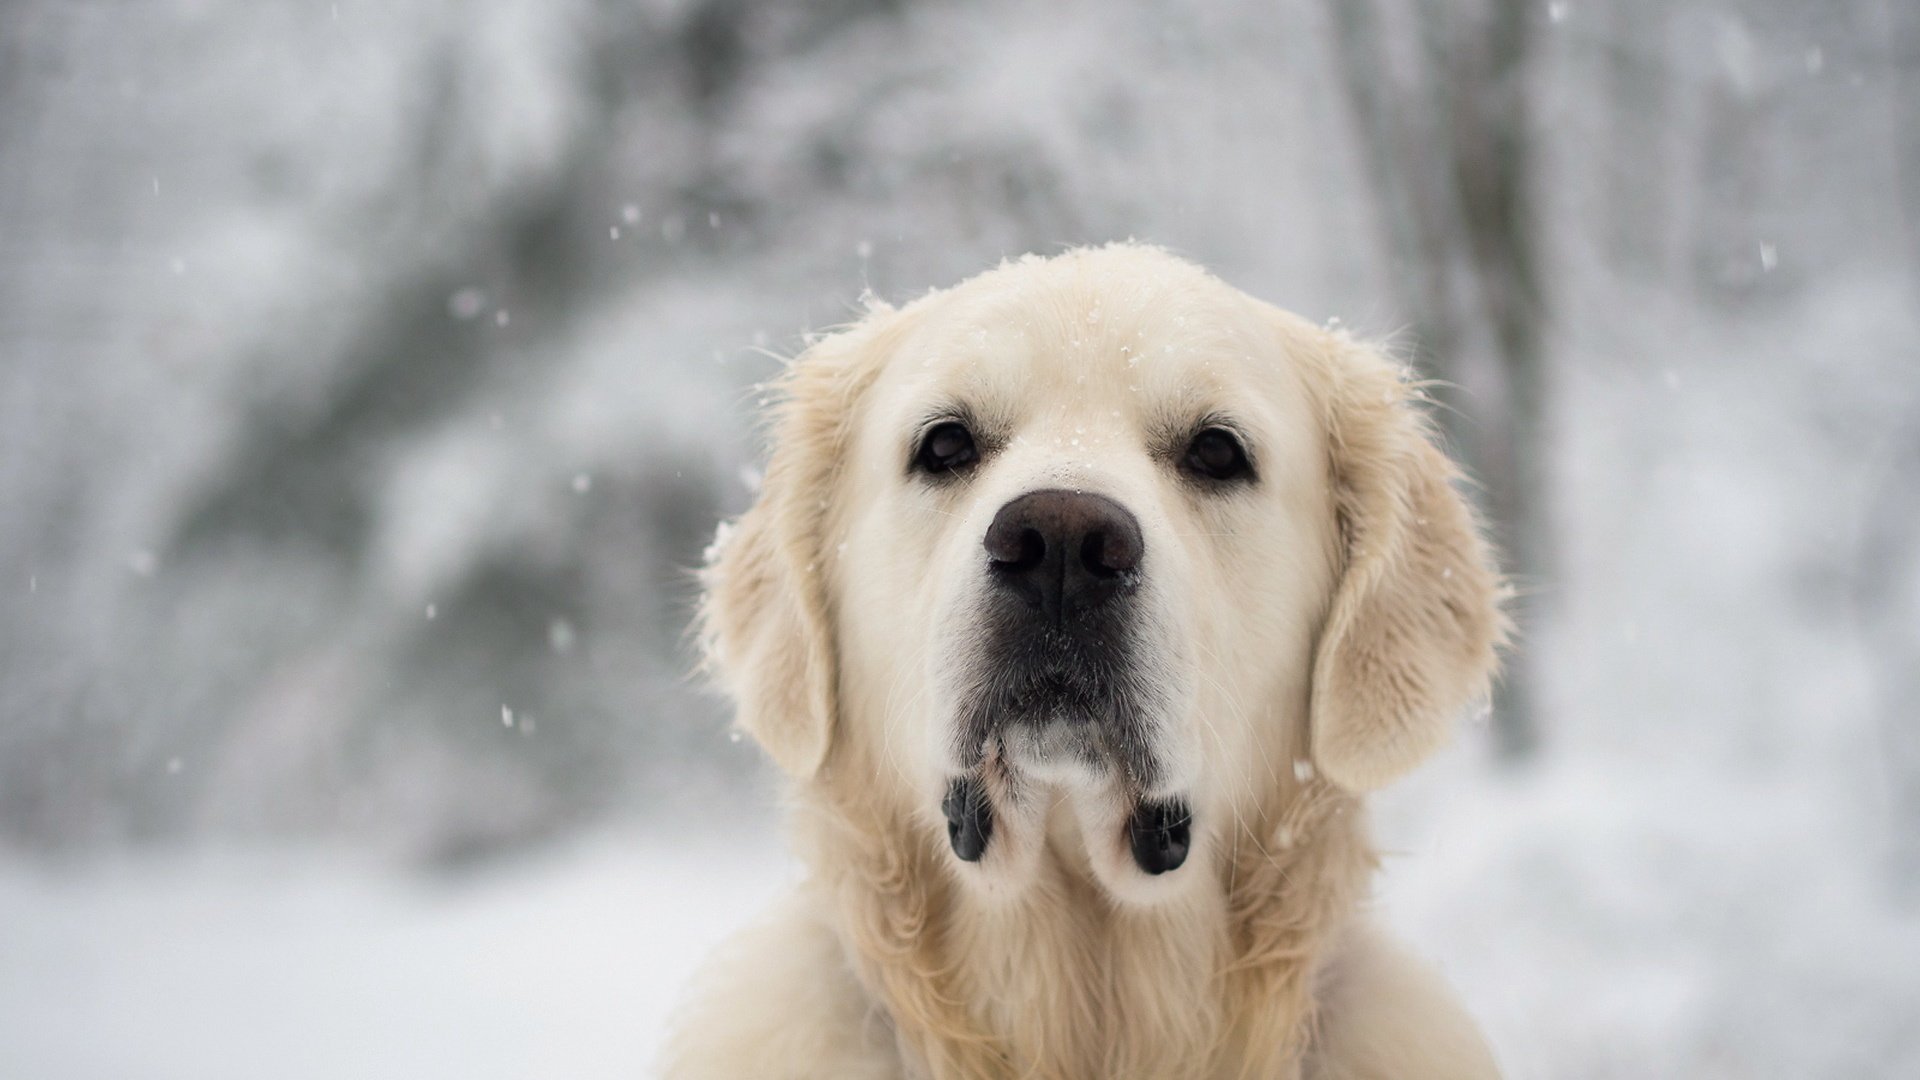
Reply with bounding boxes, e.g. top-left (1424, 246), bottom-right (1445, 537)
top-left (663, 244), bottom-right (1507, 1079)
